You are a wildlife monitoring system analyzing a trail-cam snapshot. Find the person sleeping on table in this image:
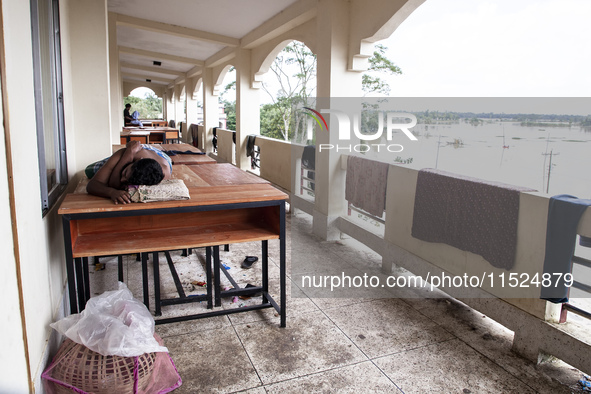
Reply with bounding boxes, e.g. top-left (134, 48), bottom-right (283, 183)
top-left (86, 140), bottom-right (172, 204)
